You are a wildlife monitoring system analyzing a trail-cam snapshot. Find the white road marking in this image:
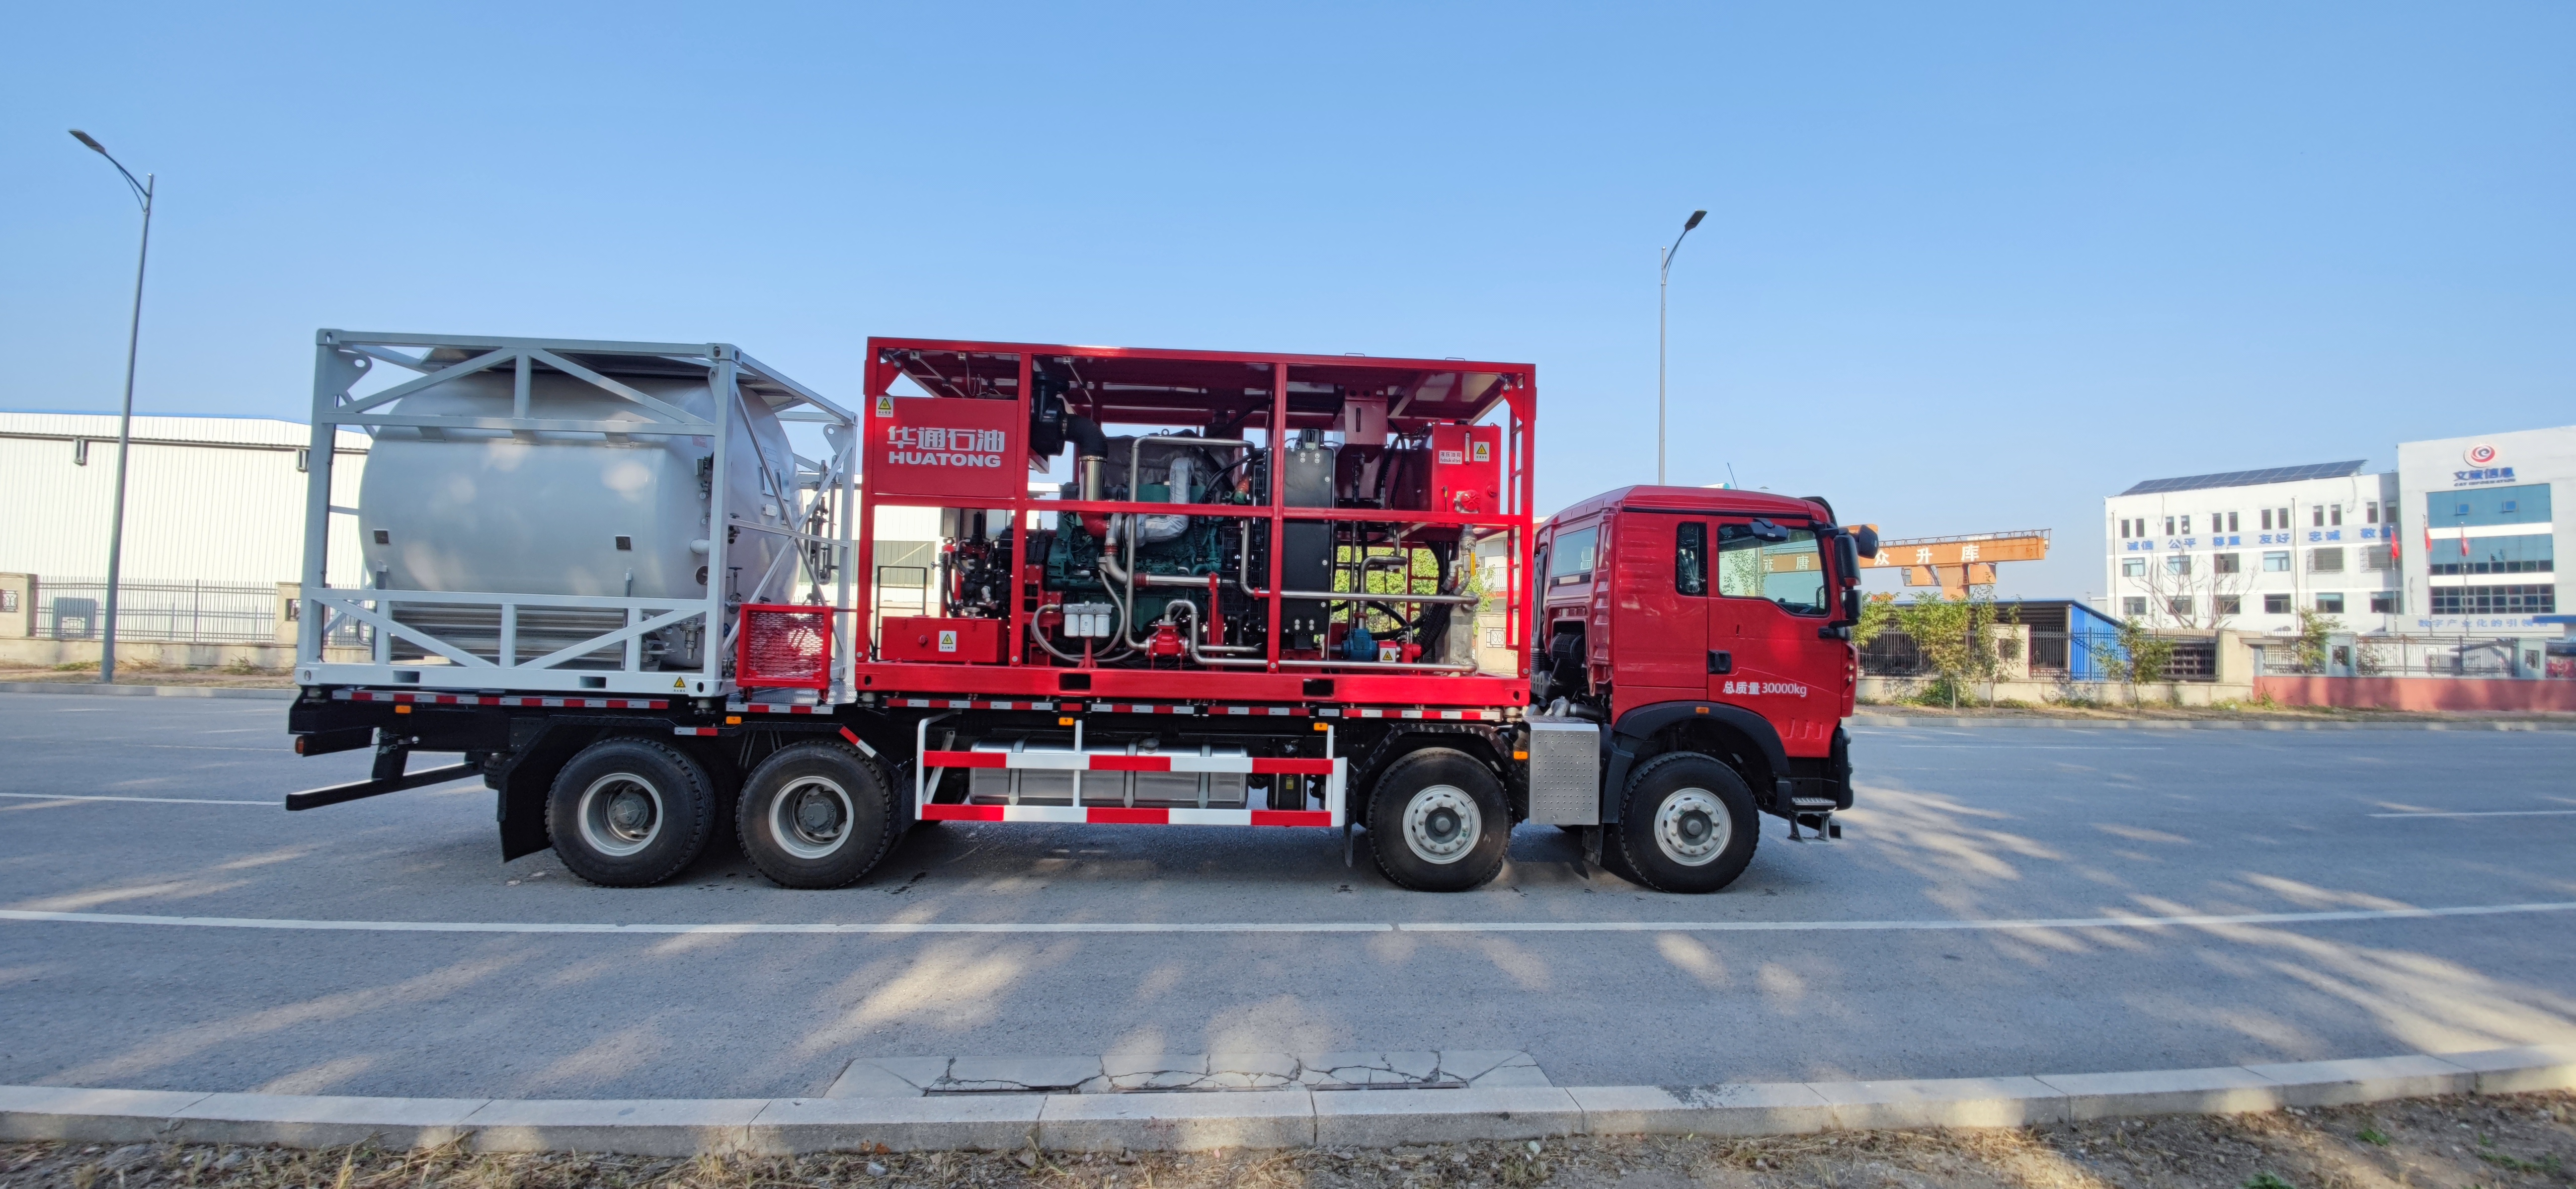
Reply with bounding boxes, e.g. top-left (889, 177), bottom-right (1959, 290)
top-left (2368, 809), bottom-right (2576, 818)
top-left (0, 792), bottom-right (272, 806)
top-left (0, 901), bottom-right (2568, 937)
